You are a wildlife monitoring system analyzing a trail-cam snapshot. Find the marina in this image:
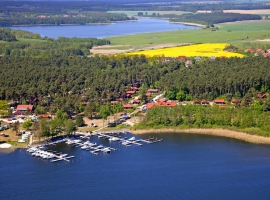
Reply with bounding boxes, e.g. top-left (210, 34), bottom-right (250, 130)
top-left (25, 131), bottom-right (163, 161)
